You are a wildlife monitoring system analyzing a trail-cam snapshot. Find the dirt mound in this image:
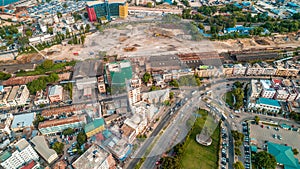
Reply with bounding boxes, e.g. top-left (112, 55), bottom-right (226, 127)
top-left (255, 38), bottom-right (270, 45)
top-left (123, 46), bottom-right (137, 52)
